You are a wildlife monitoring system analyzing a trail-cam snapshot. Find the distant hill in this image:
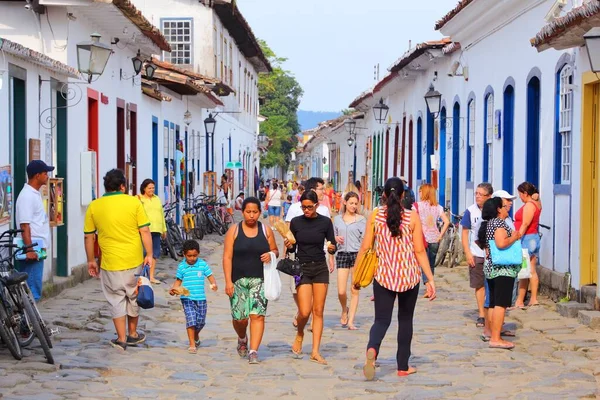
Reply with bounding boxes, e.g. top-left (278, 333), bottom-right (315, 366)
top-left (297, 110), bottom-right (341, 133)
